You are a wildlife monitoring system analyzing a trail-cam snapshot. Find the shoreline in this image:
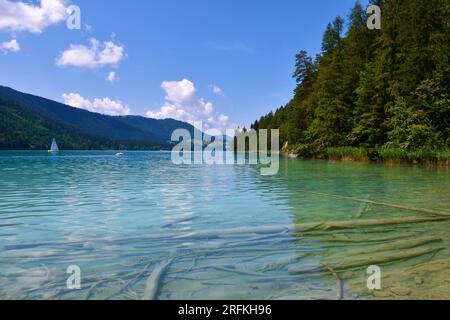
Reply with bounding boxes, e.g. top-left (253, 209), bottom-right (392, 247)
top-left (286, 147), bottom-right (450, 168)
top-left (286, 155), bottom-right (450, 168)
top-left (1, 149), bottom-right (449, 168)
